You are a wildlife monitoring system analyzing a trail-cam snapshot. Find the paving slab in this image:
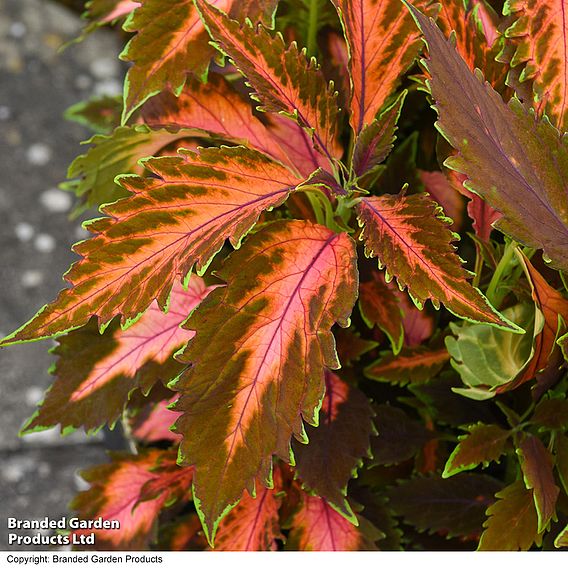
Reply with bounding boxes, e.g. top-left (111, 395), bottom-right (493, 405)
top-left (0, 0), bottom-right (126, 550)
